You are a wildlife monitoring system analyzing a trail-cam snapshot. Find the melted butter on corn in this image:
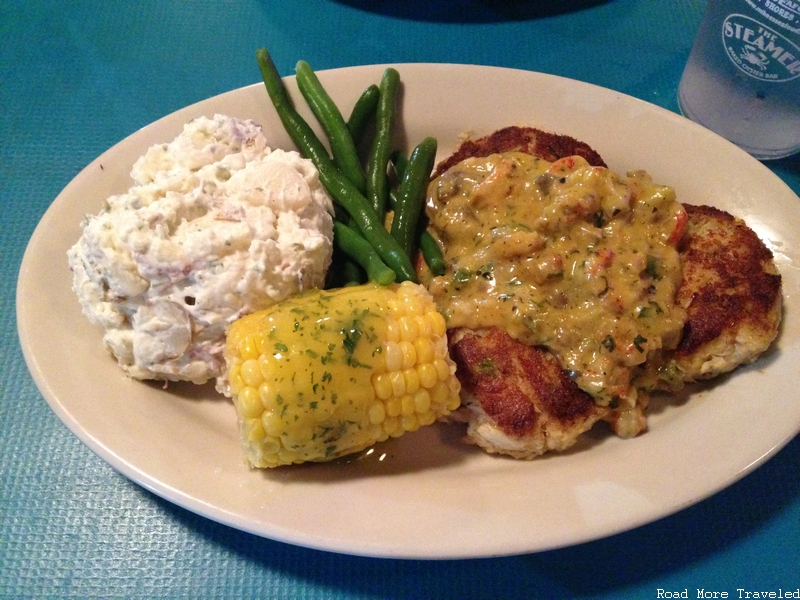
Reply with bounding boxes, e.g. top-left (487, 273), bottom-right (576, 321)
top-left (224, 281), bottom-right (461, 468)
